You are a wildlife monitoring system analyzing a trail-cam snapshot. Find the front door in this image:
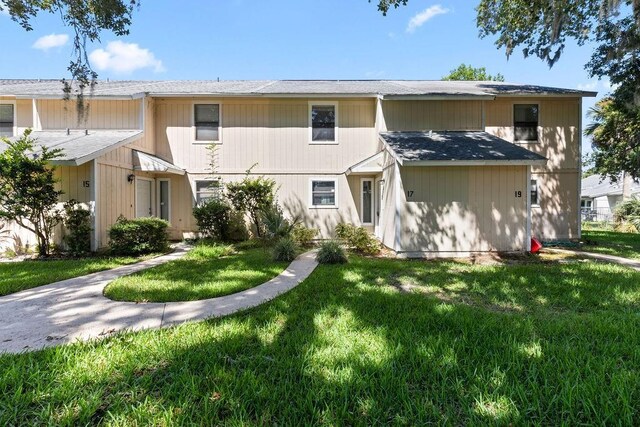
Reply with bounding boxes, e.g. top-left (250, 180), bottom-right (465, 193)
top-left (136, 178), bottom-right (153, 217)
